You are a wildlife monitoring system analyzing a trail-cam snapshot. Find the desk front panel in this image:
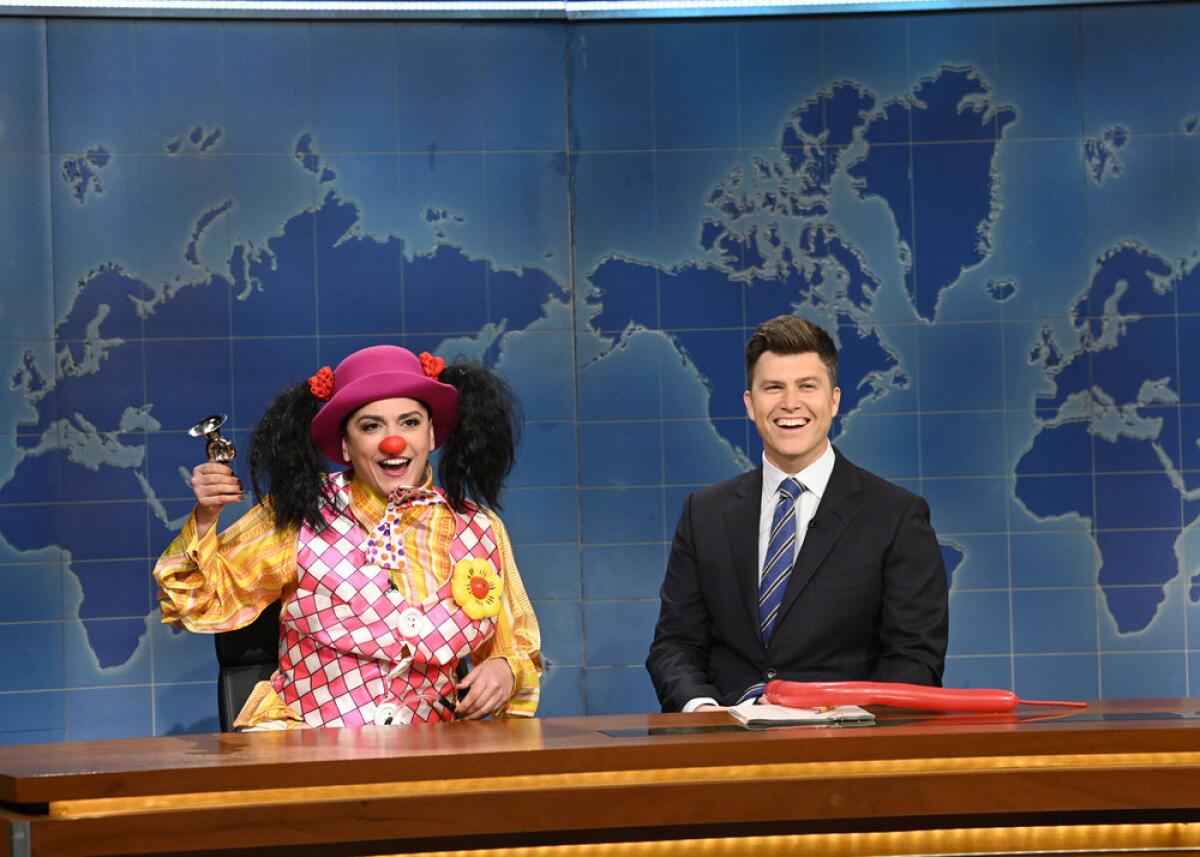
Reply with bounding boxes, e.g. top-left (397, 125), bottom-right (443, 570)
top-left (3, 700), bottom-right (1200, 855)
